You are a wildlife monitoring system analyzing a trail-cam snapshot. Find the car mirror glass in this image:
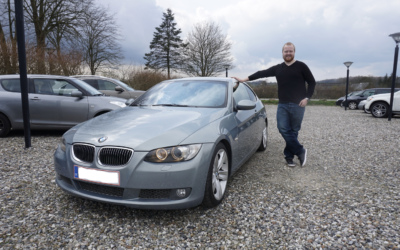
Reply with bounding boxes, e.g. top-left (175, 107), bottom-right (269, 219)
top-left (237, 100), bottom-right (256, 110)
top-left (71, 90), bottom-right (83, 98)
